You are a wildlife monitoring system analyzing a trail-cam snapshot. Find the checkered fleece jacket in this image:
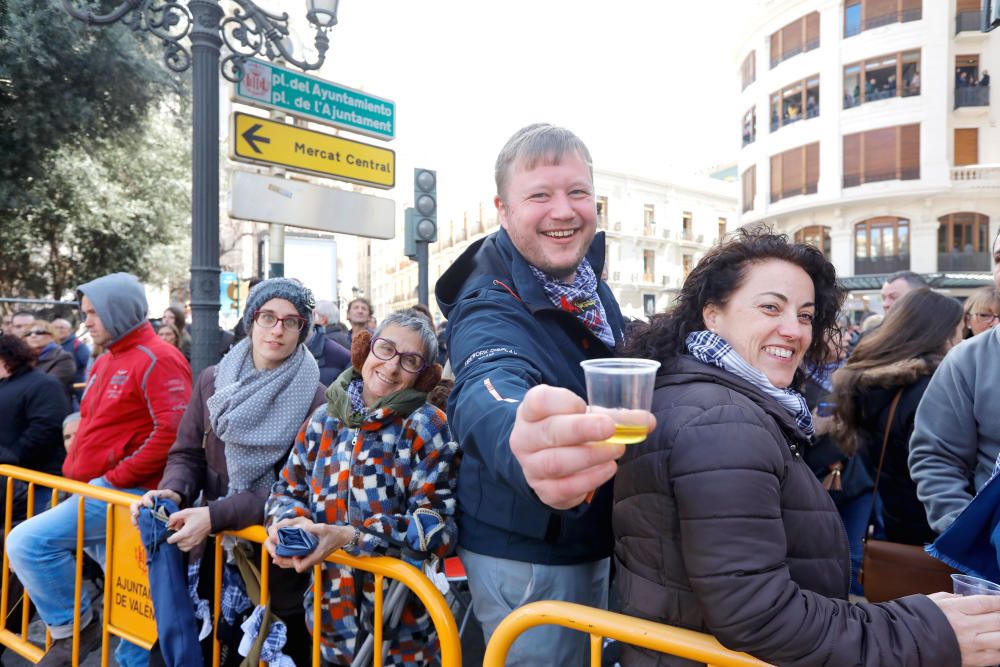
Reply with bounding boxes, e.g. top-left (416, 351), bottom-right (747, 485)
top-left (265, 401), bottom-right (460, 666)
